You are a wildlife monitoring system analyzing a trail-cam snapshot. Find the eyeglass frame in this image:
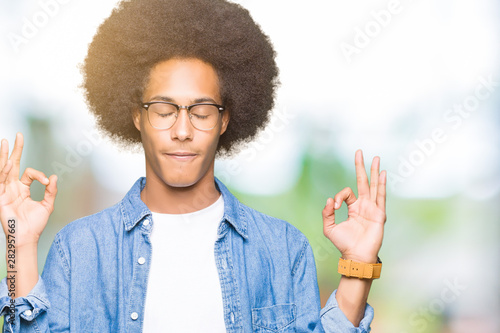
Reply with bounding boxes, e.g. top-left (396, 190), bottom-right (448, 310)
top-left (141, 101), bottom-right (226, 131)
